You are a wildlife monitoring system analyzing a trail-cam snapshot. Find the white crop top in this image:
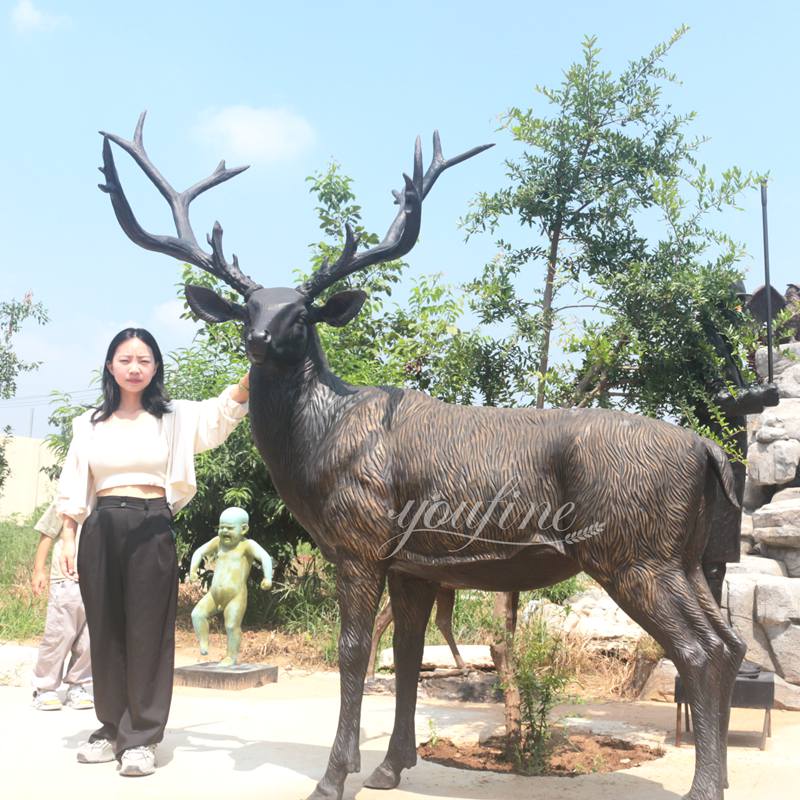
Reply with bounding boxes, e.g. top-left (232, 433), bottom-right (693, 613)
top-left (88, 412), bottom-right (170, 491)
top-left (57, 385), bottom-right (249, 523)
